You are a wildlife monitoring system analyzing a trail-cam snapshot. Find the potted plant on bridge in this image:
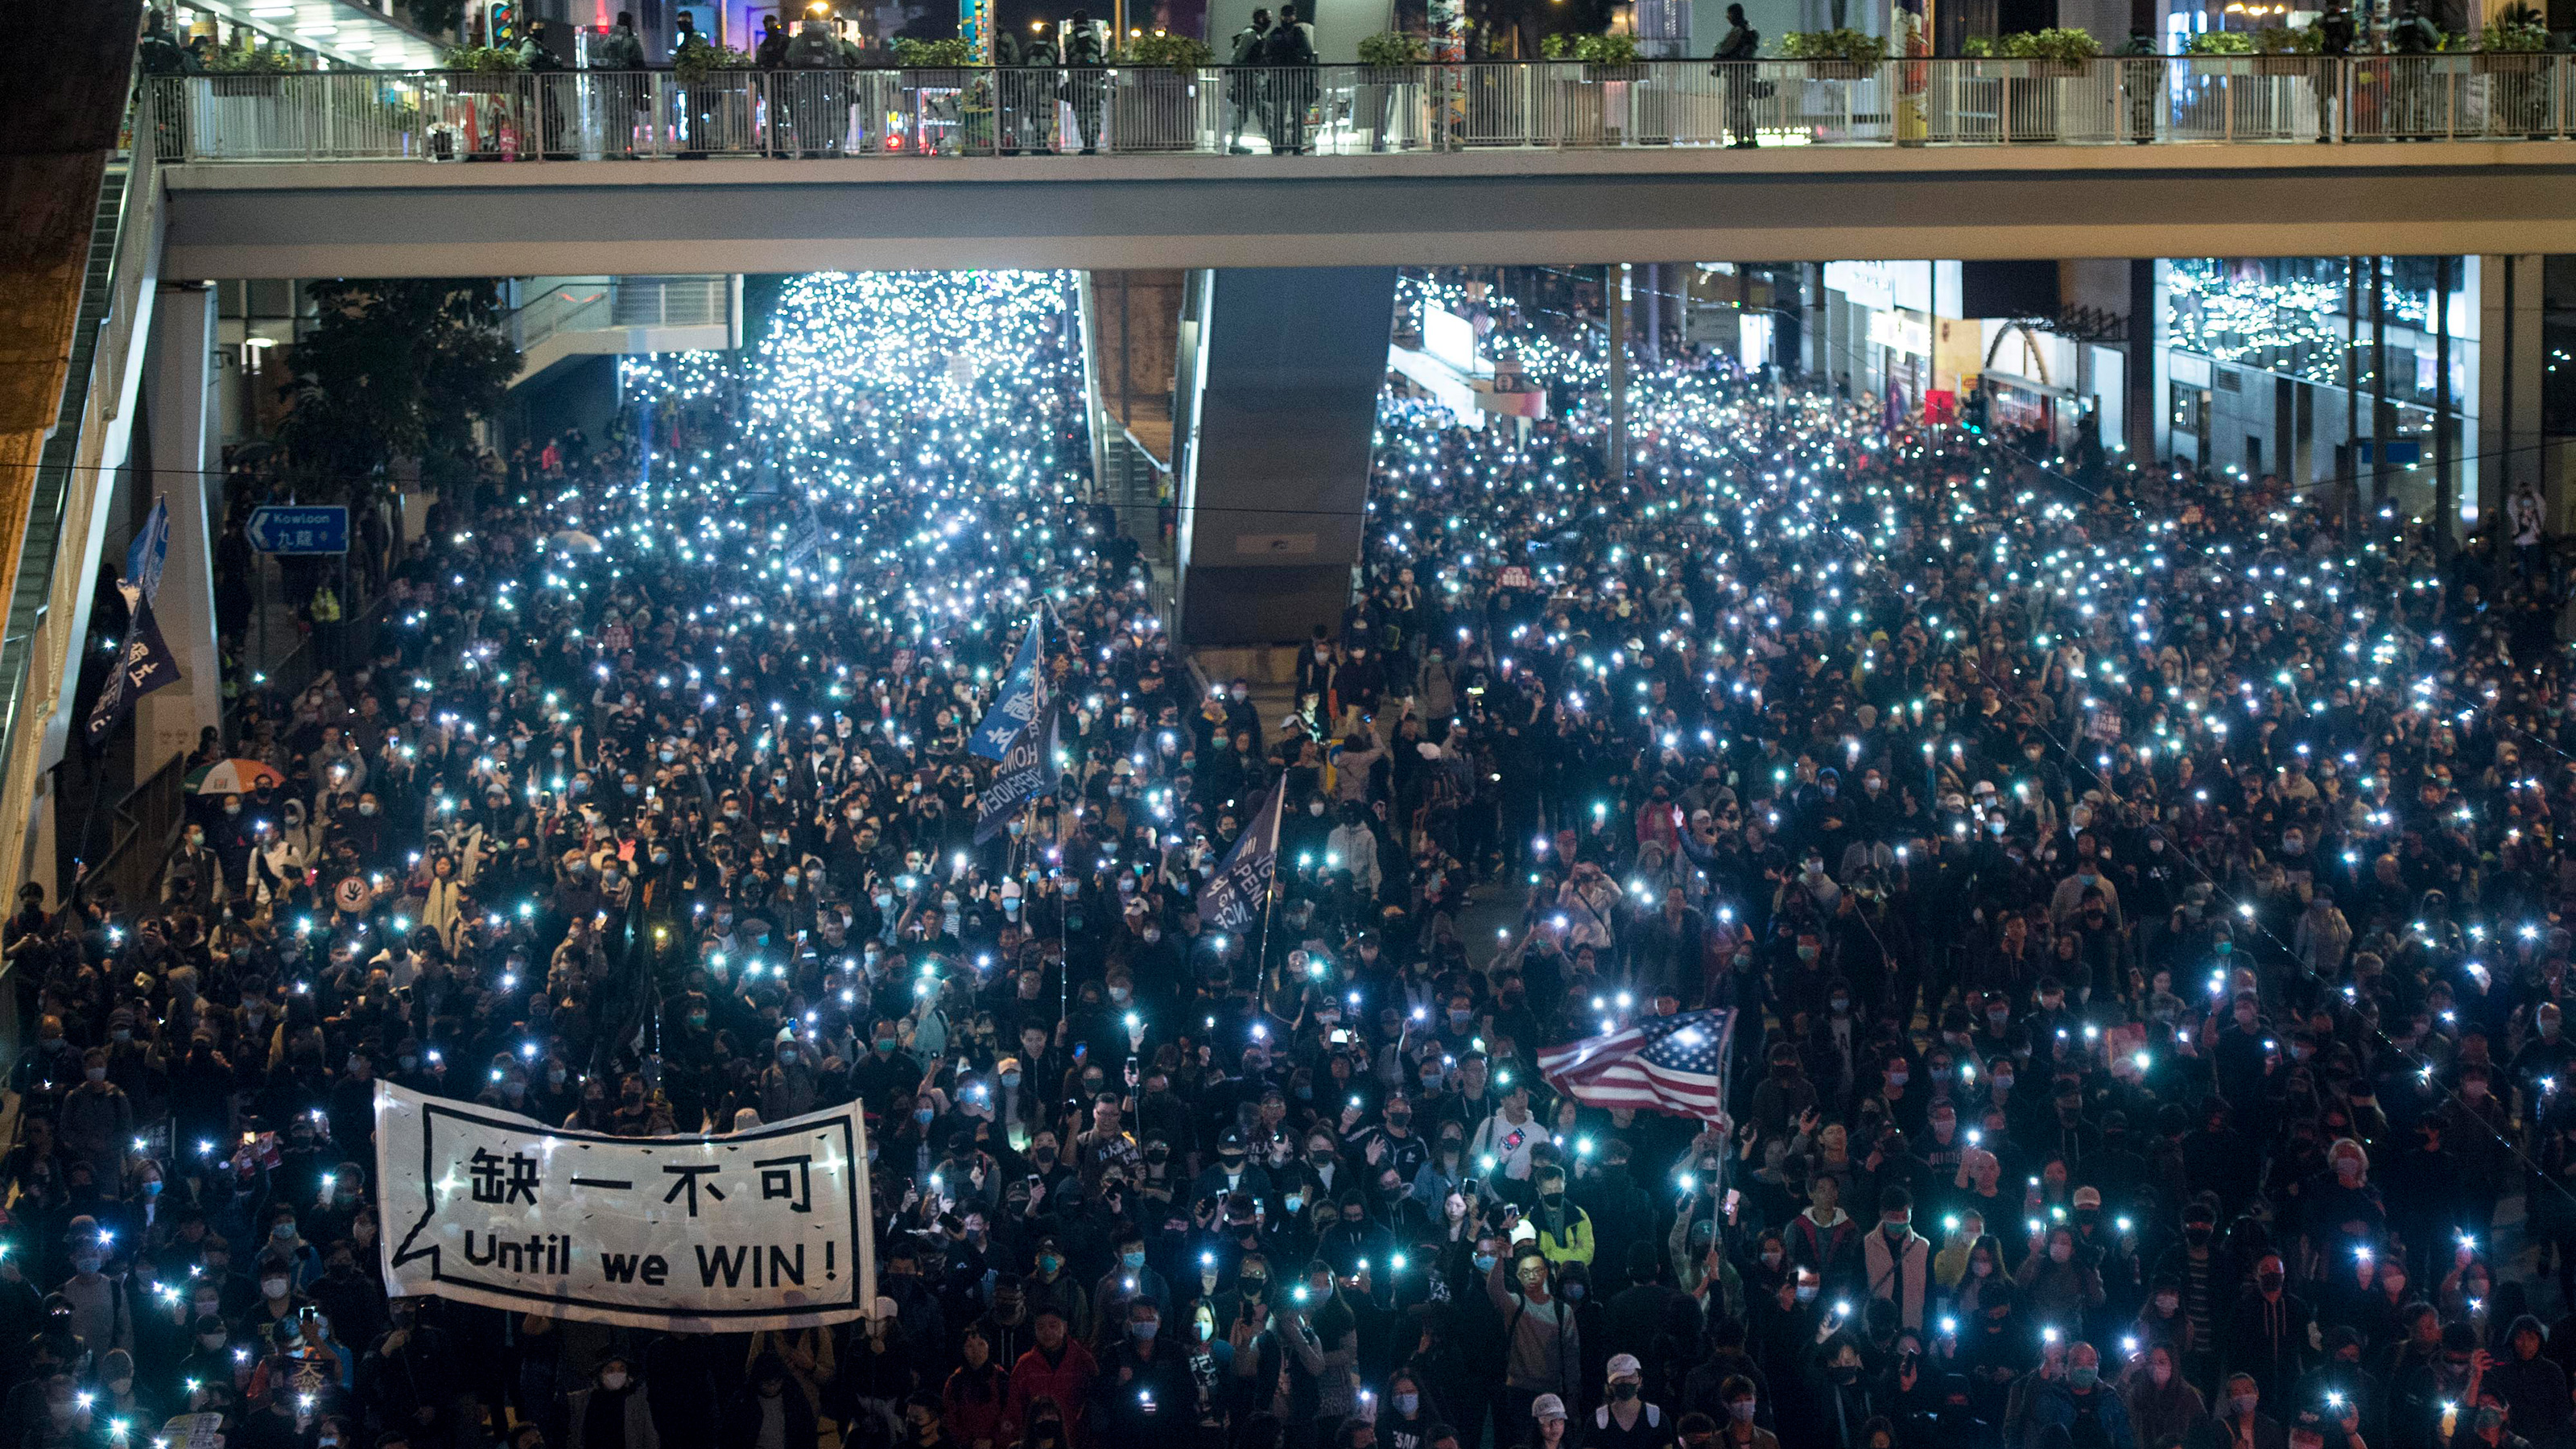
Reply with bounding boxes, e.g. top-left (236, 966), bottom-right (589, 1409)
top-left (2185, 28), bottom-right (2254, 76)
top-left (1990, 28), bottom-right (2096, 138)
top-left (1536, 32), bottom-right (1641, 141)
top-left (205, 41), bottom-right (305, 97)
top-left (2251, 23), bottom-right (2315, 76)
top-left (1358, 31), bottom-right (1430, 150)
top-left (2479, 4), bottom-right (2550, 134)
top-left (1112, 32), bottom-right (1214, 151)
top-left (1778, 27), bottom-right (1881, 79)
top-left (2000, 27), bottom-right (2099, 76)
top-left (671, 40), bottom-right (755, 155)
top-left (891, 37), bottom-right (976, 152)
